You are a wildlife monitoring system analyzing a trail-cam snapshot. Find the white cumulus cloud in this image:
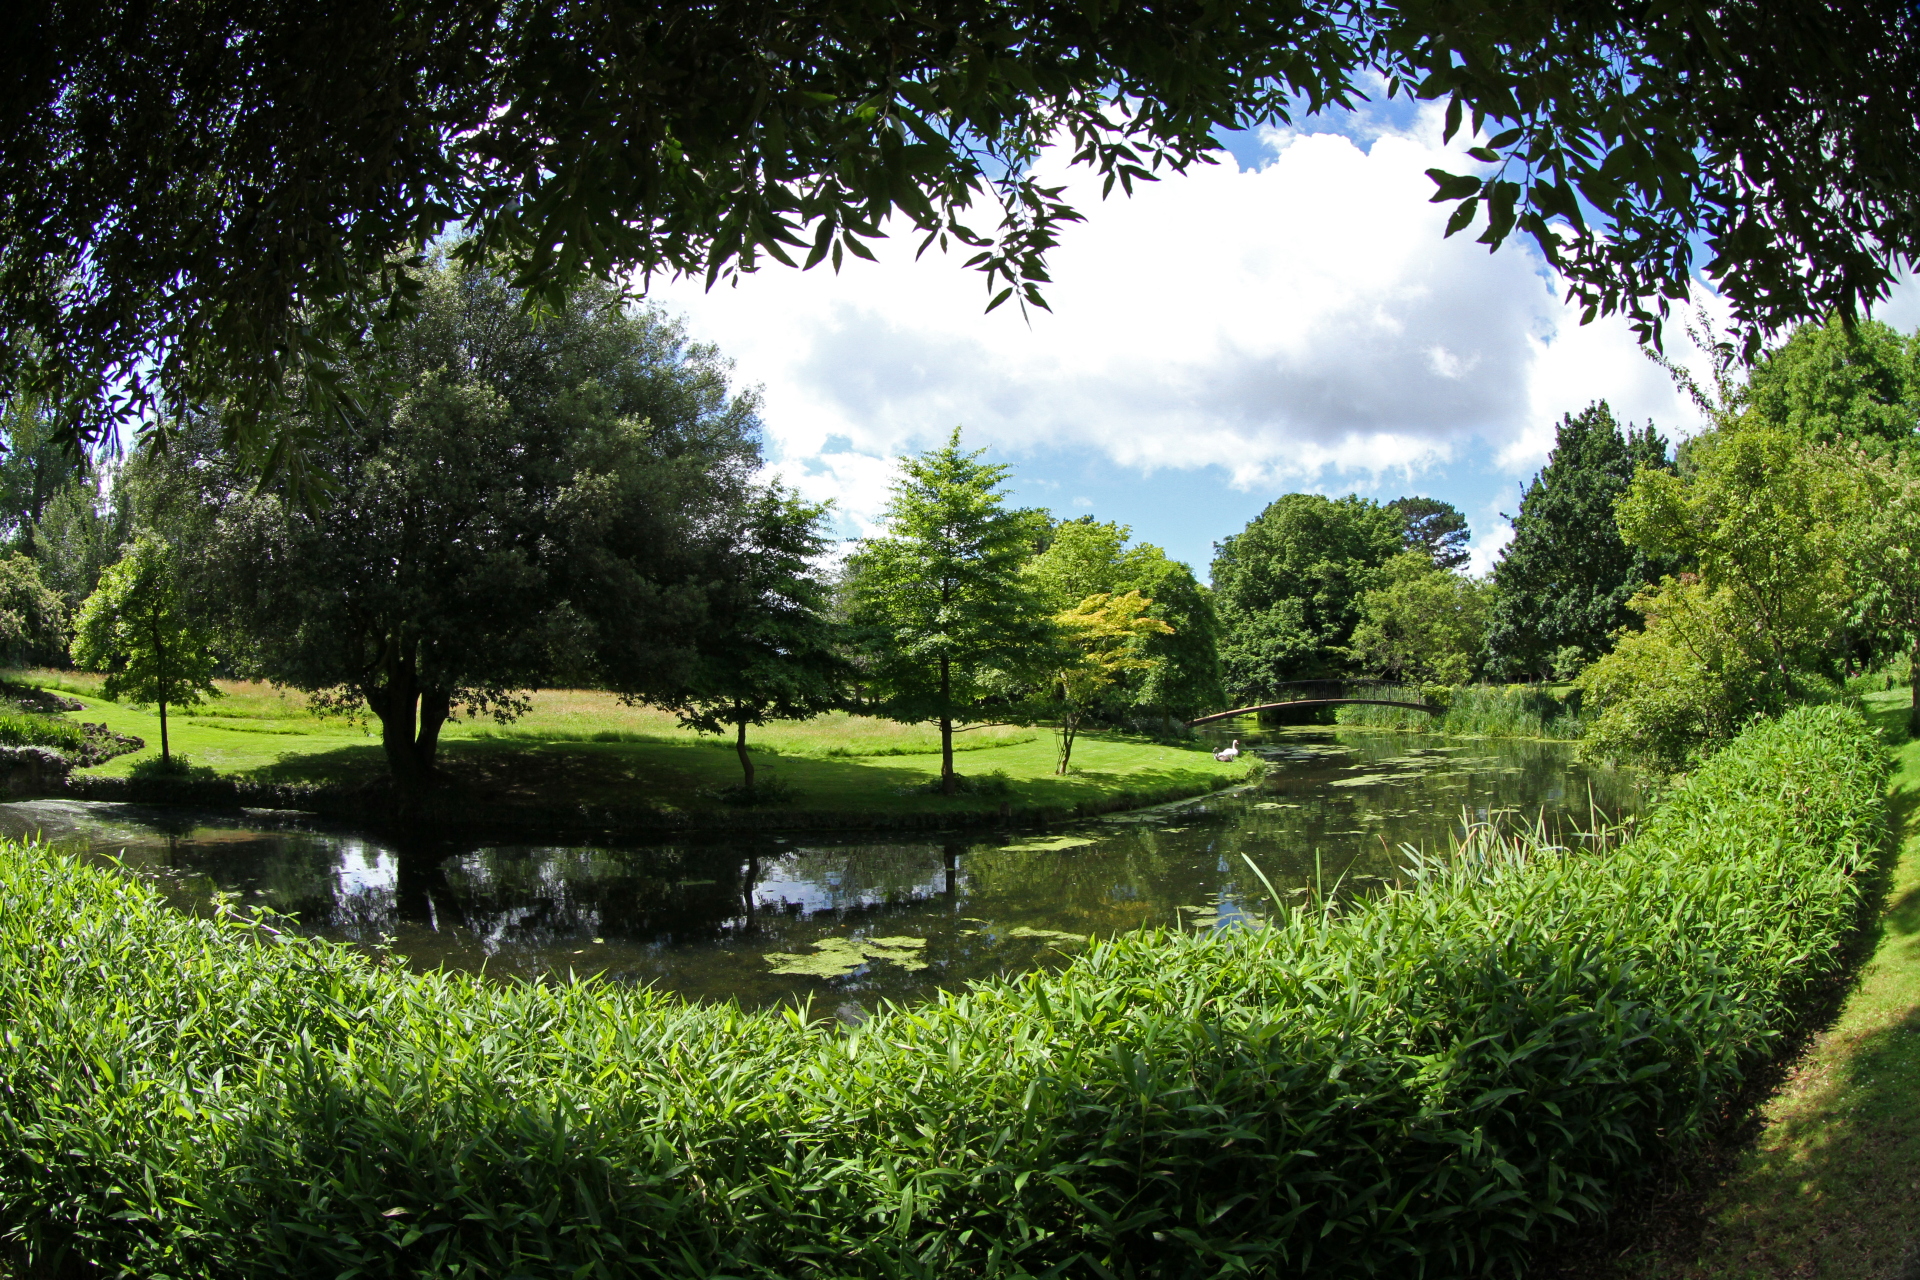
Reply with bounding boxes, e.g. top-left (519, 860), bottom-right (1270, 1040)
top-left (648, 105), bottom-right (1741, 541)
